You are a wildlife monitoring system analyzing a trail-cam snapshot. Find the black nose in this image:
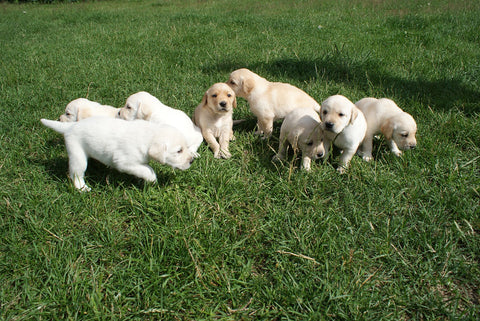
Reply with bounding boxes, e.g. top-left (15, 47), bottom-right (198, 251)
top-left (190, 158), bottom-right (194, 164)
top-left (317, 152), bottom-right (324, 158)
top-left (410, 144), bottom-right (416, 150)
top-left (220, 101), bottom-right (227, 108)
top-left (325, 122), bottom-right (334, 129)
